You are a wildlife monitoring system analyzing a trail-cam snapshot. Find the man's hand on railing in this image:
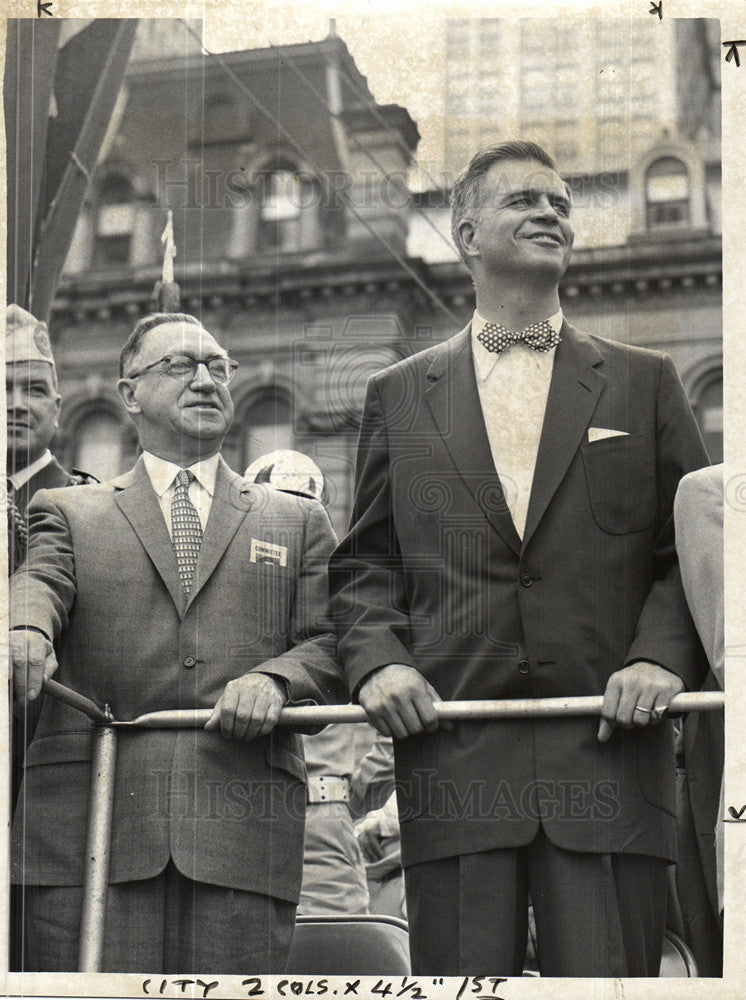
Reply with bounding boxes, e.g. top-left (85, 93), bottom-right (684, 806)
top-left (38, 677), bottom-right (725, 729)
top-left (204, 671), bottom-right (287, 741)
top-left (597, 661), bottom-right (685, 743)
top-left (10, 627), bottom-right (58, 703)
top-left (358, 663), bottom-right (453, 739)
